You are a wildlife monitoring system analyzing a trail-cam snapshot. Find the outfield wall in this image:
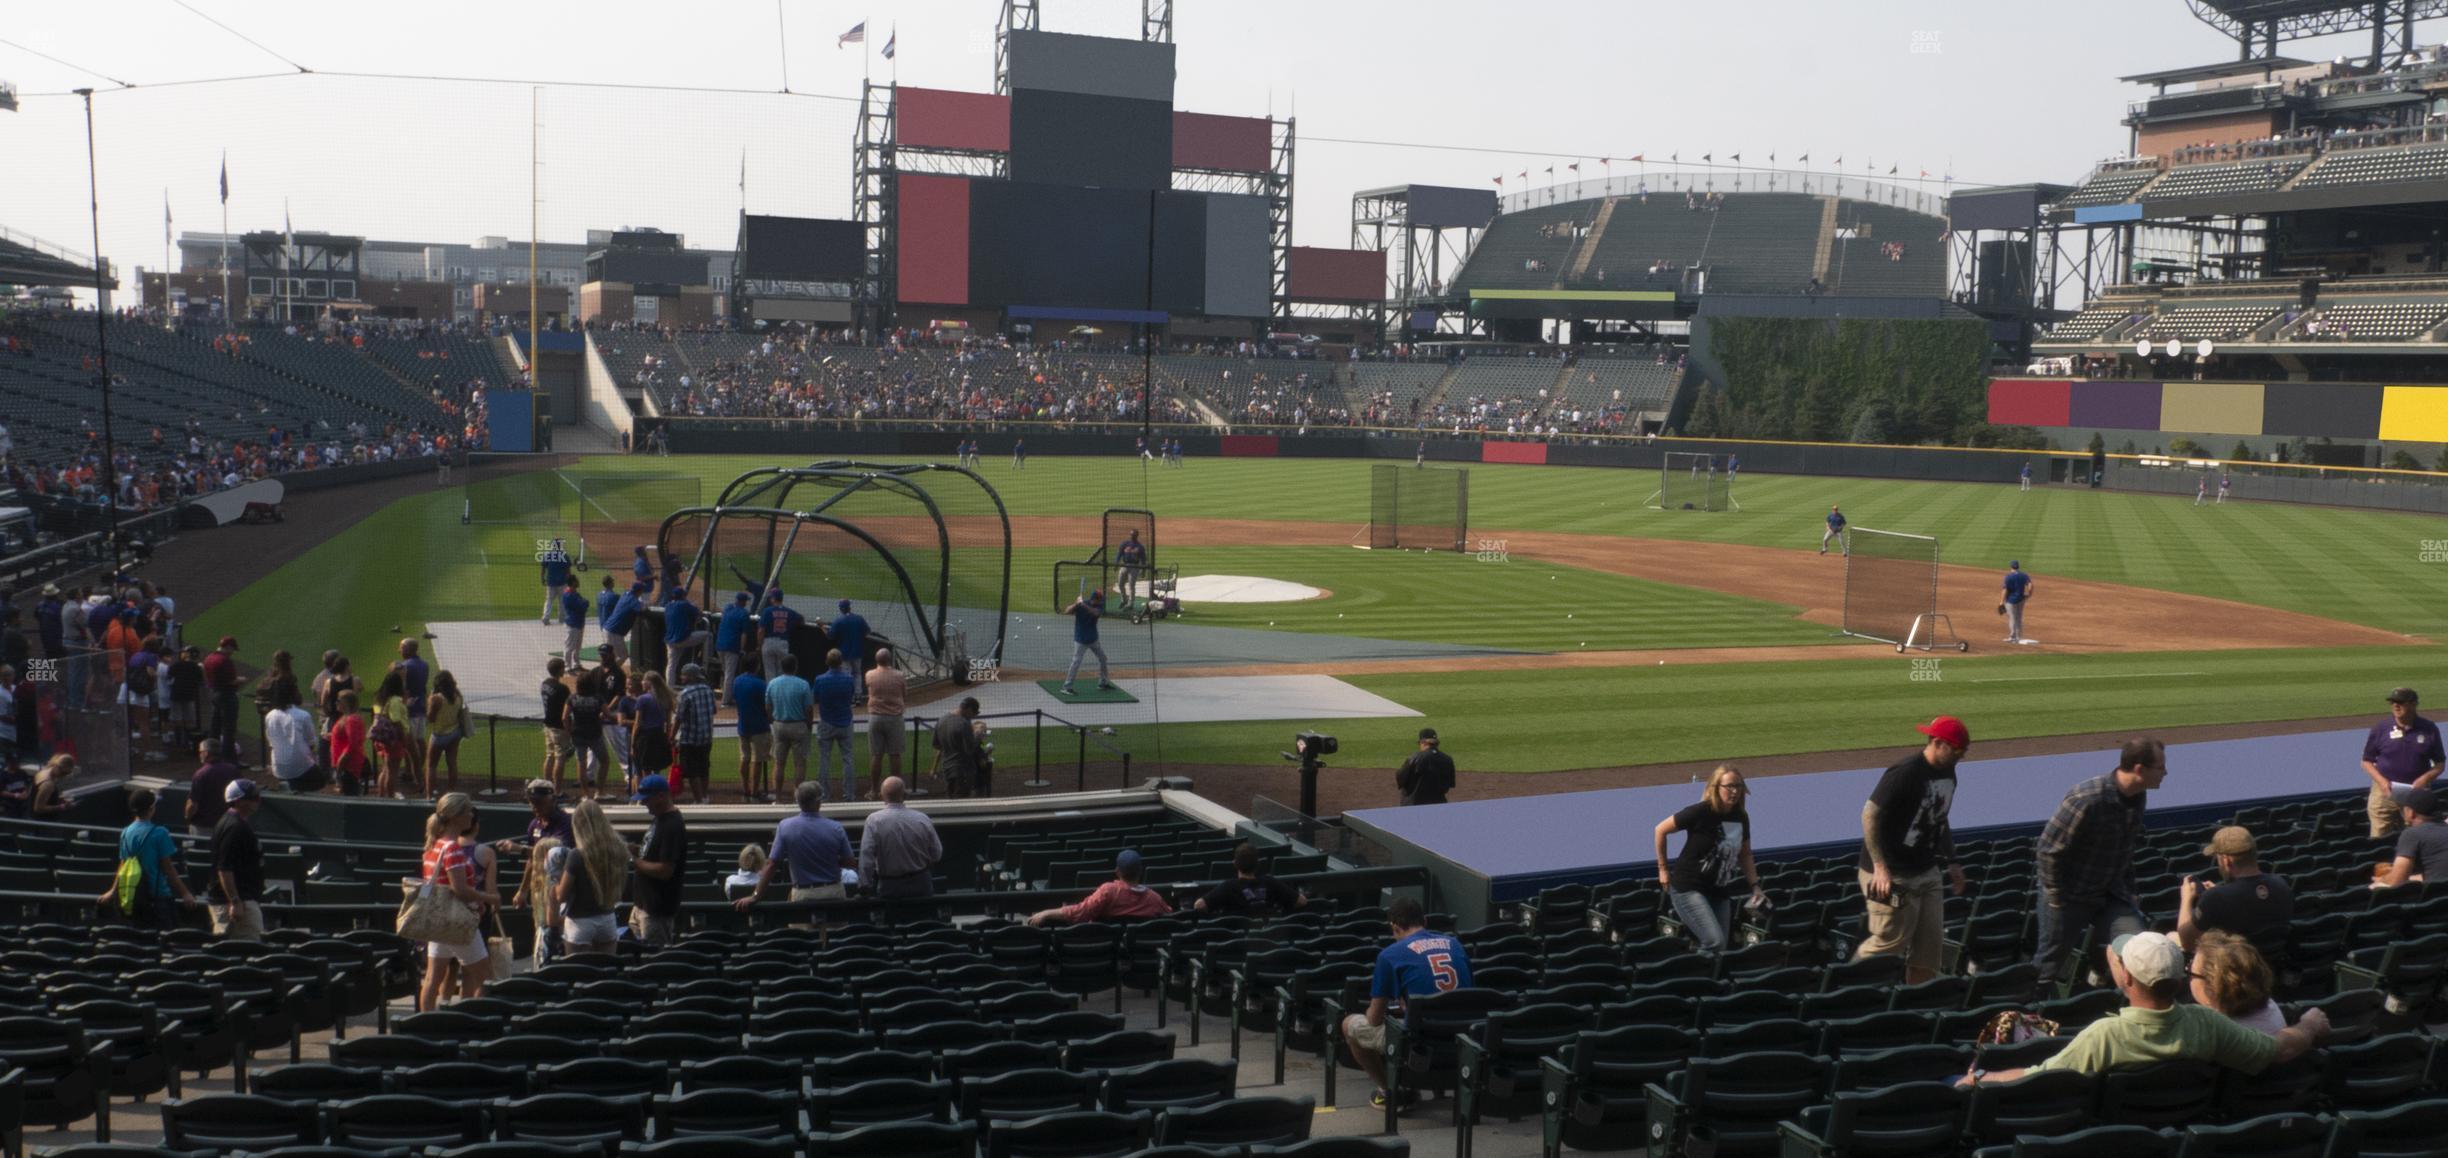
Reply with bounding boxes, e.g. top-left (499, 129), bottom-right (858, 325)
top-left (653, 421), bottom-right (2448, 512)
